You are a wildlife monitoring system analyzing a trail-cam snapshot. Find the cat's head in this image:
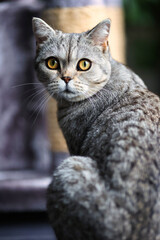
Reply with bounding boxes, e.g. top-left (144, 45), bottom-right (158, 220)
top-left (33, 17), bottom-right (111, 102)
